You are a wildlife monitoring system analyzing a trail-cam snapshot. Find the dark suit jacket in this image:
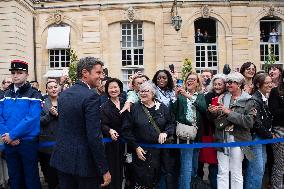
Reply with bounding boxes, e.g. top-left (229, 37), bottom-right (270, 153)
top-left (50, 80), bottom-right (109, 178)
